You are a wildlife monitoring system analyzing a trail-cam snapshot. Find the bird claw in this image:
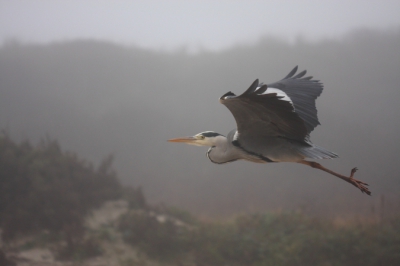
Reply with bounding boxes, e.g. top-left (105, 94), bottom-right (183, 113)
top-left (350, 167), bottom-right (358, 177)
top-left (348, 167), bottom-right (371, 195)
